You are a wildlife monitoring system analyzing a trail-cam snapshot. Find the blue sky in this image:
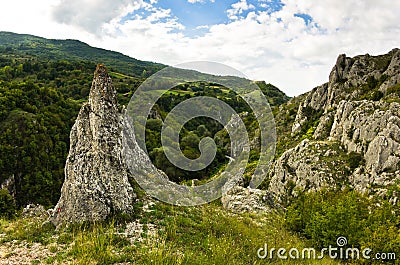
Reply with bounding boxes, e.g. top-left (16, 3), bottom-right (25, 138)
top-left (118, 0), bottom-right (288, 37)
top-left (0, 0), bottom-right (399, 96)
top-left (155, 0), bottom-right (231, 32)
top-left (148, 0), bottom-right (285, 35)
